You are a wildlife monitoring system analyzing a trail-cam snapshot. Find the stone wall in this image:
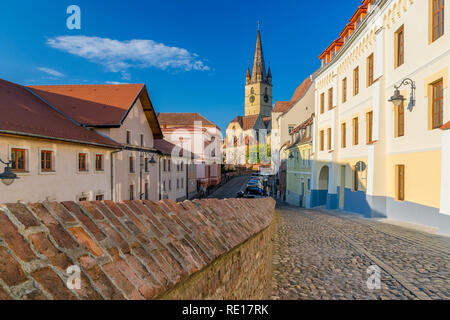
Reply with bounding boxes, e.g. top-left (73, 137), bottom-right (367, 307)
top-left (0, 197), bottom-right (275, 300)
